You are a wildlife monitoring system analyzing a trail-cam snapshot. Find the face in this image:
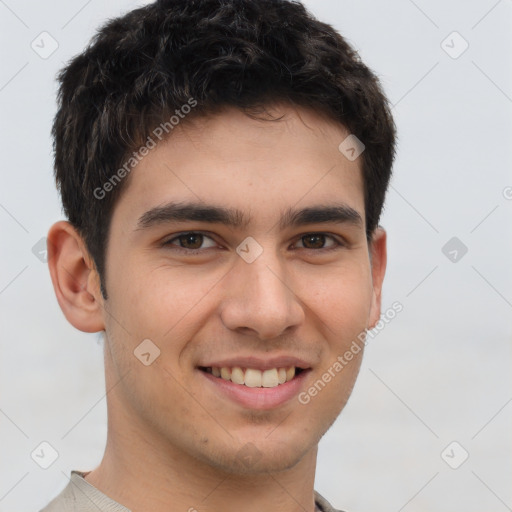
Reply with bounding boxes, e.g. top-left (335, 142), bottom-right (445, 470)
top-left (99, 104), bottom-right (385, 474)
